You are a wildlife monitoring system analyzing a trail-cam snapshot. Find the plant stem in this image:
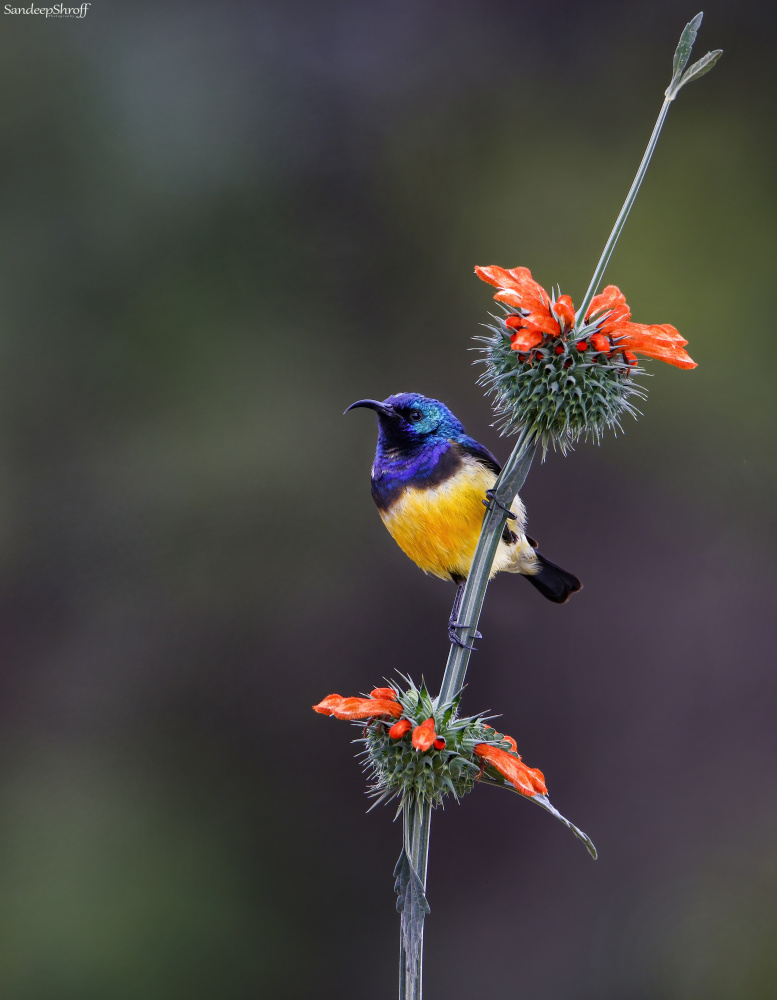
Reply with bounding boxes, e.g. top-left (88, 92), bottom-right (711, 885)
top-left (575, 97), bottom-right (673, 327)
top-left (437, 426), bottom-right (537, 705)
top-left (396, 18), bottom-right (719, 996)
top-left (399, 796), bottom-right (432, 999)
top-left (398, 429), bottom-right (535, 999)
